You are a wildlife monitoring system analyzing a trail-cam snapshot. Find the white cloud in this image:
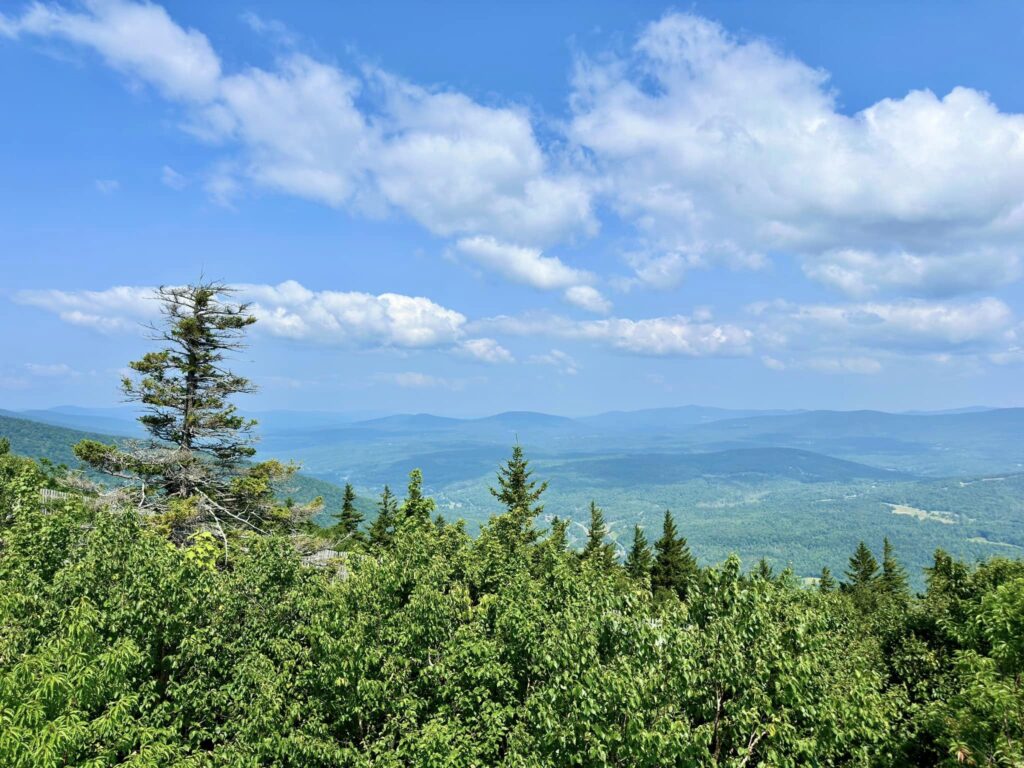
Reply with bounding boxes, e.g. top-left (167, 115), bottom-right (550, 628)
top-left (161, 164), bottom-right (186, 189)
top-left (16, 281), bottom-right (469, 350)
top-left (15, 285), bottom-right (158, 332)
top-left (3, 1), bottom-right (594, 255)
top-left (370, 72), bottom-right (595, 244)
top-left (455, 236), bottom-right (589, 291)
top-left (761, 356), bottom-right (786, 371)
top-left (528, 349), bottom-right (579, 375)
top-left (1, 0), bottom-right (222, 101)
top-left (773, 298), bottom-right (1015, 353)
top-left (457, 338), bottom-right (514, 364)
top-left (480, 312), bottom-right (753, 357)
top-left (94, 178), bottom-right (119, 193)
top-left (563, 285), bottom-right (611, 314)
top-left (570, 13), bottom-right (1024, 296)
top-left (455, 236), bottom-right (608, 312)
top-left (237, 281), bottom-right (466, 348)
